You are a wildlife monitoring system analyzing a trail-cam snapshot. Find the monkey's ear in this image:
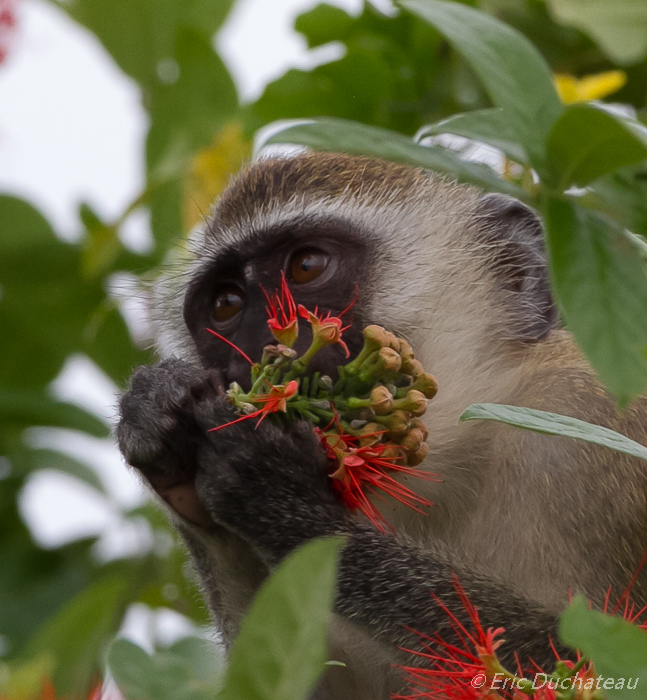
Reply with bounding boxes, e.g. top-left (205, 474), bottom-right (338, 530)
top-left (475, 193), bottom-right (558, 342)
